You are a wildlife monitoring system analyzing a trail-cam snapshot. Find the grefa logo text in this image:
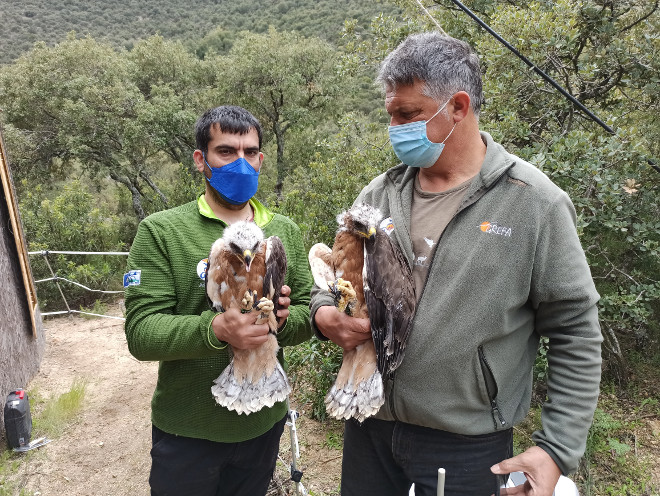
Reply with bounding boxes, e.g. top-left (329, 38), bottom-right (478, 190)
top-left (479, 221), bottom-right (512, 237)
